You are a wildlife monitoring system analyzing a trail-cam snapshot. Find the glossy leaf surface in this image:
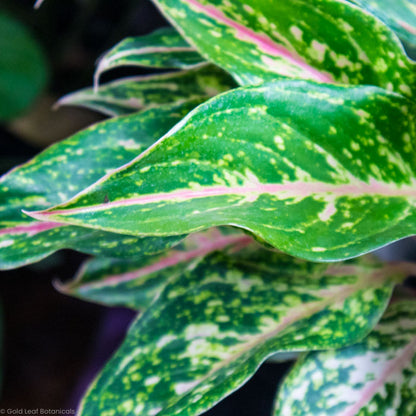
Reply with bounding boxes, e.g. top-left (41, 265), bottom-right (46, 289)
top-left (95, 27), bottom-right (205, 84)
top-left (150, 0), bottom-right (415, 97)
top-left (78, 248), bottom-right (403, 416)
top-left (0, 102), bottom-right (199, 269)
top-left (351, 0), bottom-right (416, 46)
top-left (0, 12), bottom-right (48, 120)
top-left (32, 81), bottom-right (416, 261)
top-left (59, 228), bottom-right (250, 309)
top-left (275, 298), bottom-right (416, 416)
top-left (59, 64), bottom-right (235, 117)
